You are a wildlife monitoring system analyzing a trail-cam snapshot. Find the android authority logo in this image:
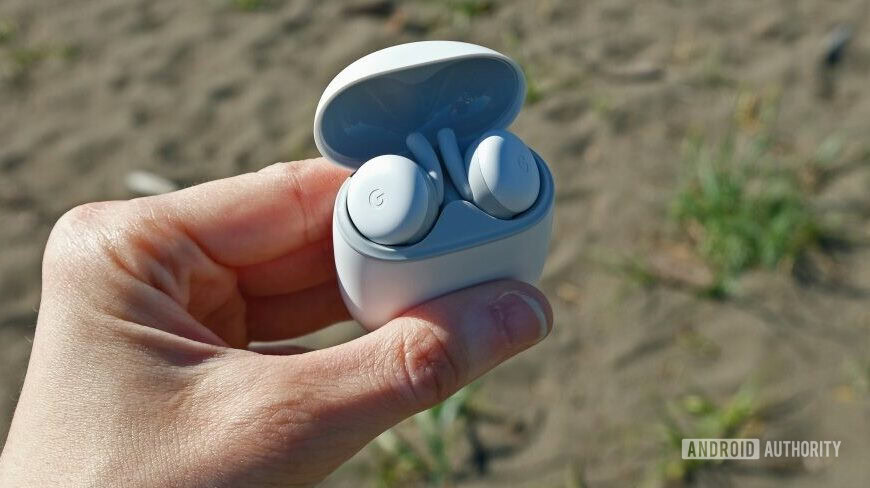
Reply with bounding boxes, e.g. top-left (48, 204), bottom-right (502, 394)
top-left (682, 439), bottom-right (842, 460)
